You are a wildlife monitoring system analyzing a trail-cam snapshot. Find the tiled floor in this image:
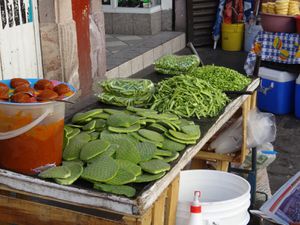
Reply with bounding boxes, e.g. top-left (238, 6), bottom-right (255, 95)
top-left (105, 32), bottom-right (186, 76)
